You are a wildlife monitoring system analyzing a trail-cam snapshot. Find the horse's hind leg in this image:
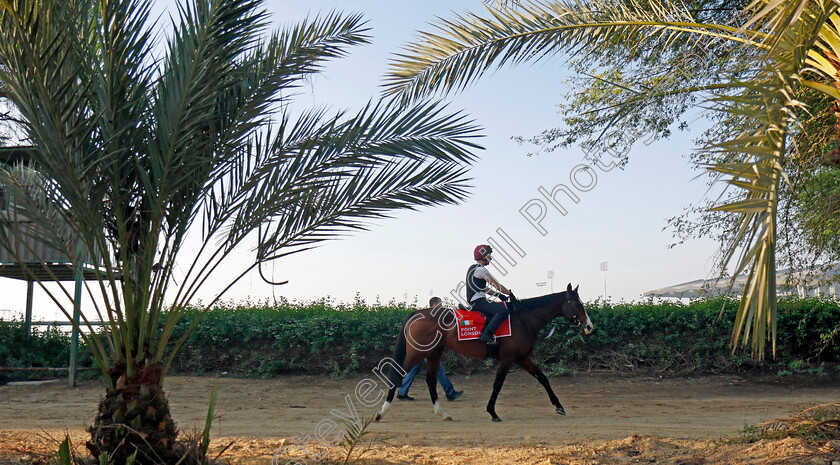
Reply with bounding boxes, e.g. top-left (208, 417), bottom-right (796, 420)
top-left (518, 357), bottom-right (565, 415)
top-left (375, 349), bottom-right (426, 422)
top-left (426, 350), bottom-right (452, 421)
